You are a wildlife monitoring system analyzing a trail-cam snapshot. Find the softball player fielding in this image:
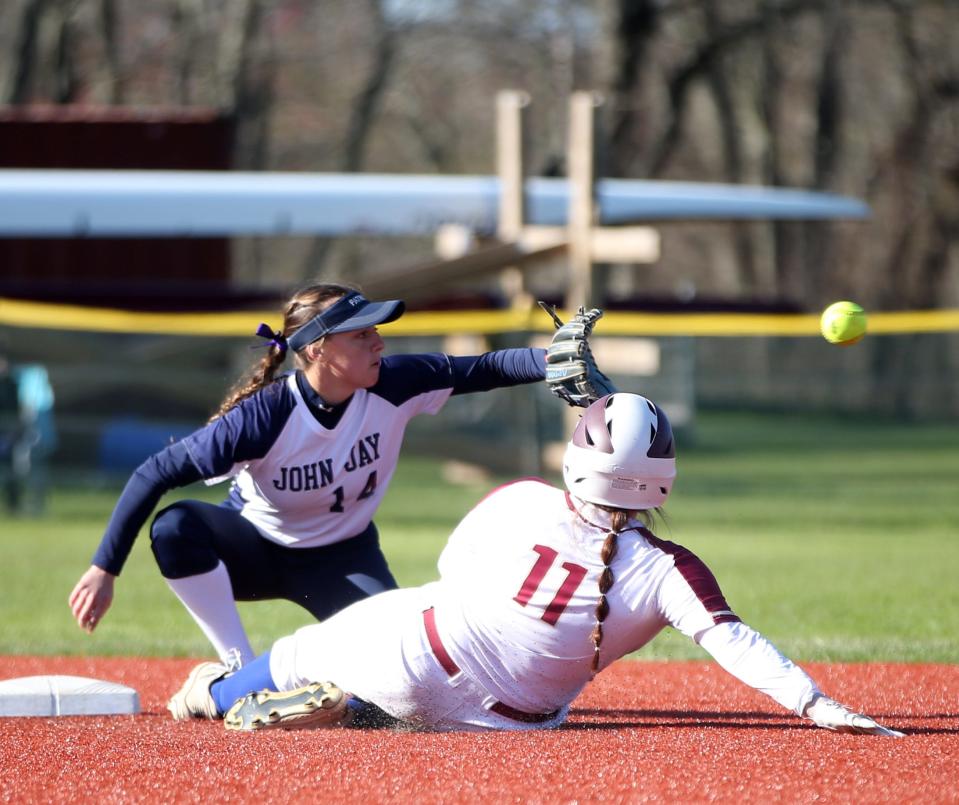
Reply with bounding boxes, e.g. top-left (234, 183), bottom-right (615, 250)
top-left (68, 283), bottom-right (550, 668)
top-left (169, 393), bottom-right (903, 737)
